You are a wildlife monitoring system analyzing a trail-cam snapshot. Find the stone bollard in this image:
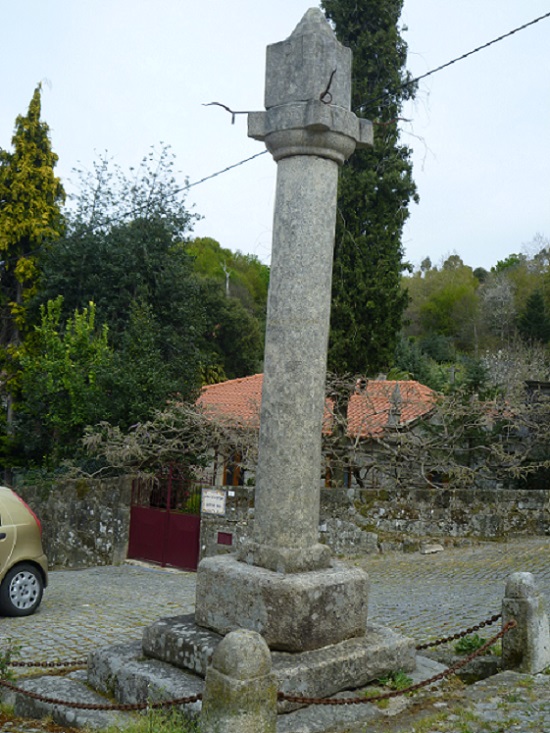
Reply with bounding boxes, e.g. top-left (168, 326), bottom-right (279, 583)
top-left (502, 571), bottom-right (550, 673)
top-left (200, 629), bottom-right (277, 733)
